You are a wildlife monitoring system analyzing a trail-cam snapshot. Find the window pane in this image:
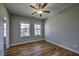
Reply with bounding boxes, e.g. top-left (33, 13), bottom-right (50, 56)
top-left (4, 23), bottom-right (6, 37)
top-left (20, 23), bottom-right (30, 37)
top-left (34, 24), bottom-right (41, 35)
